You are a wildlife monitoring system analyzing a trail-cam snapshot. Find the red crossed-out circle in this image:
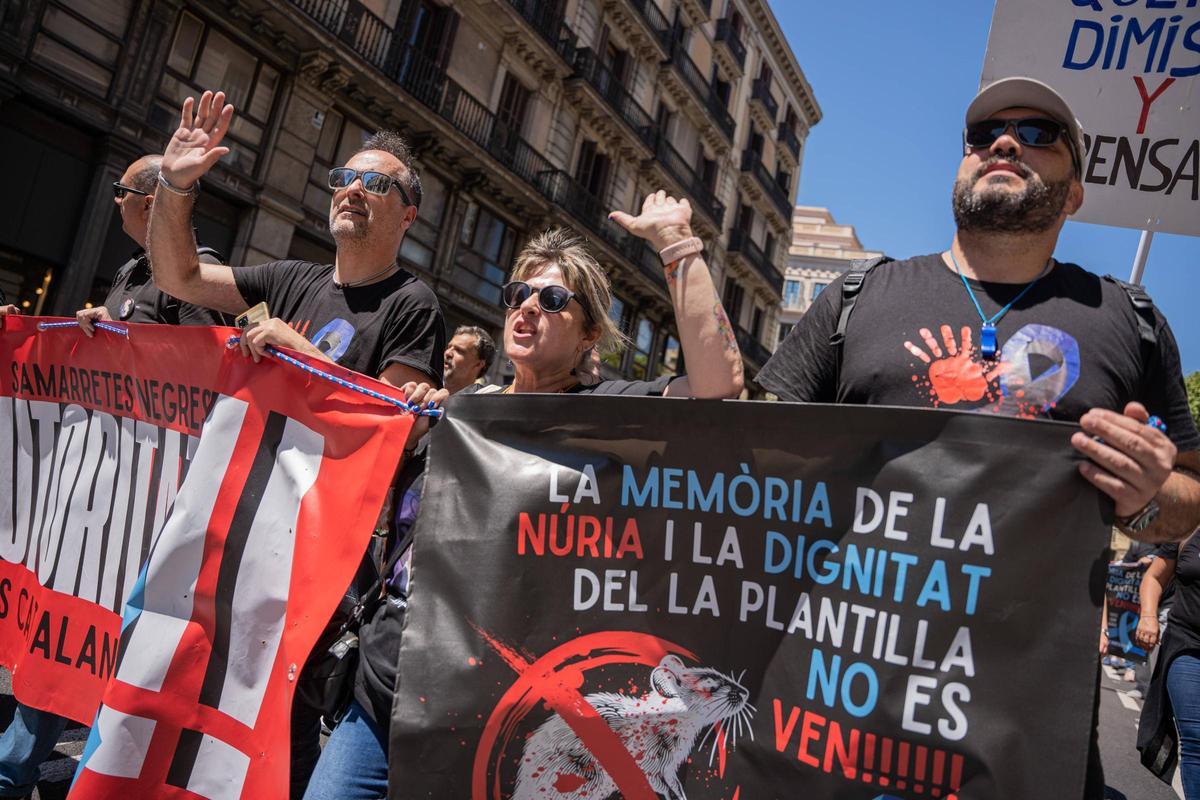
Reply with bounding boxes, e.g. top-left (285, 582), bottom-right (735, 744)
top-left (470, 628), bottom-right (697, 800)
